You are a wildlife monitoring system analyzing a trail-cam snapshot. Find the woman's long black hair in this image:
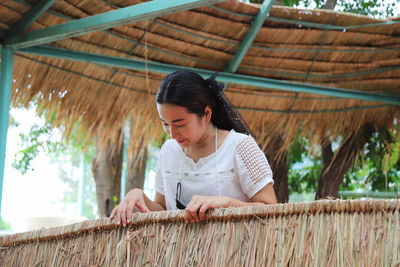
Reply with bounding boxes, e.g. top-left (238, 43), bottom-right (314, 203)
top-left (156, 70), bottom-right (254, 137)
